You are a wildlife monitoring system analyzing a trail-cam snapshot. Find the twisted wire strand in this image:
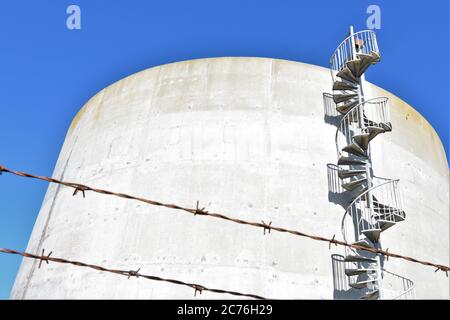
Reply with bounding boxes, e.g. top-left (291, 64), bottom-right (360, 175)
top-left (0, 165), bottom-right (448, 275)
top-left (0, 247), bottom-right (266, 299)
